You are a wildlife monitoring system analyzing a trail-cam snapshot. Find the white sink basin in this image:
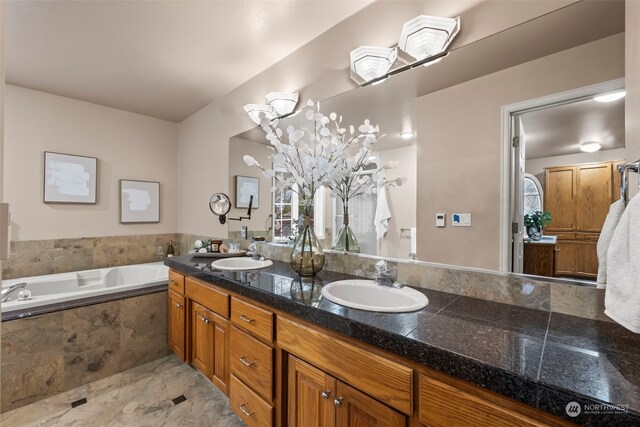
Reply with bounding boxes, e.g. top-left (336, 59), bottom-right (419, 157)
top-left (211, 258), bottom-right (273, 271)
top-left (321, 280), bottom-right (428, 313)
